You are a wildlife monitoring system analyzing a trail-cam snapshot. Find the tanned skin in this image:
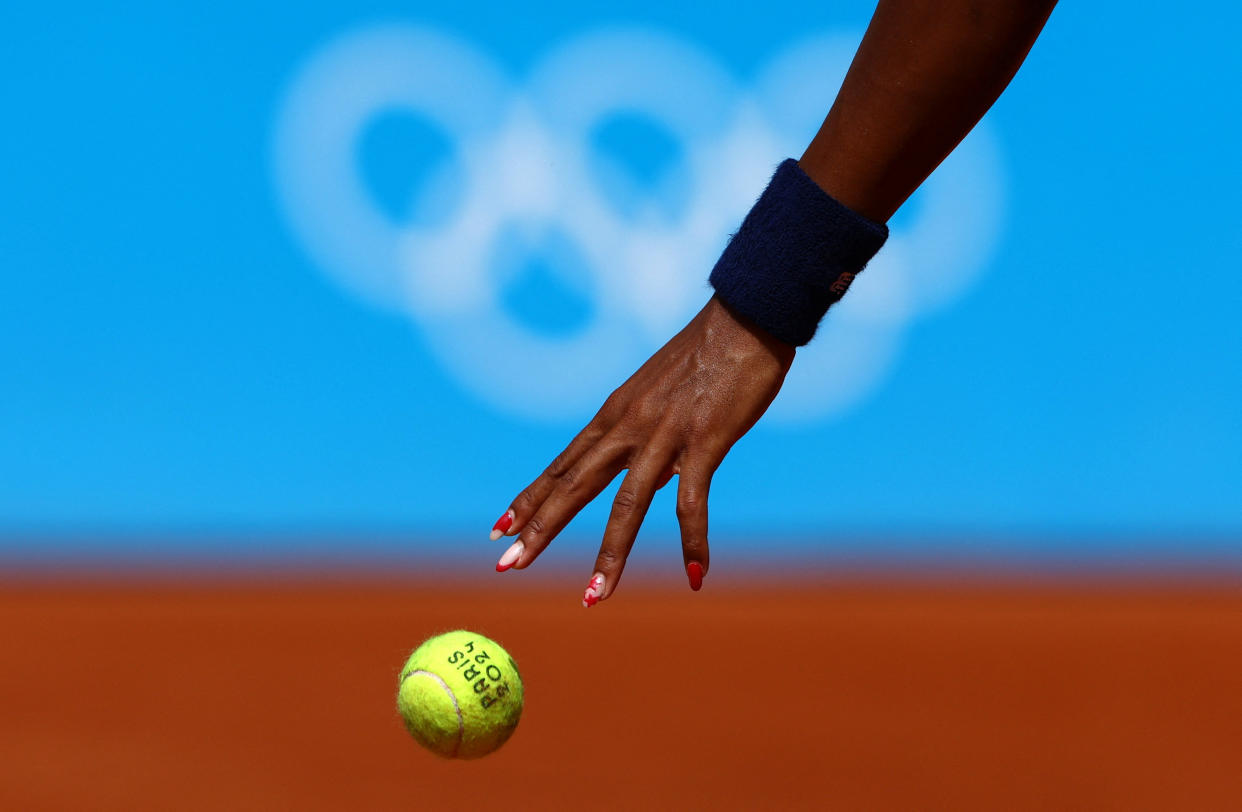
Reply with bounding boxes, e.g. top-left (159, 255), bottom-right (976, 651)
top-left (491, 0), bottom-right (1059, 603)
